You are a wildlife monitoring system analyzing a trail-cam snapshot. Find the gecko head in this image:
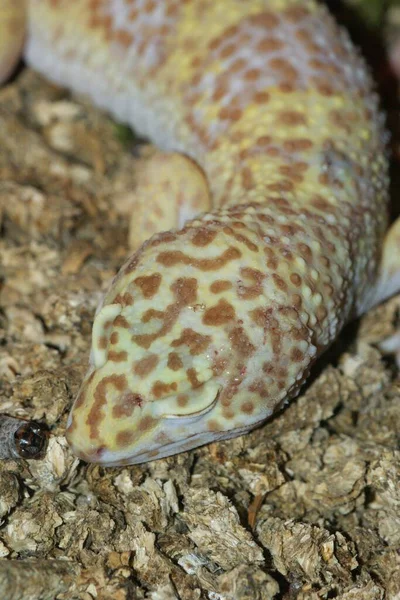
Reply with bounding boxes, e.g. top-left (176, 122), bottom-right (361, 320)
top-left (66, 222), bottom-right (315, 465)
